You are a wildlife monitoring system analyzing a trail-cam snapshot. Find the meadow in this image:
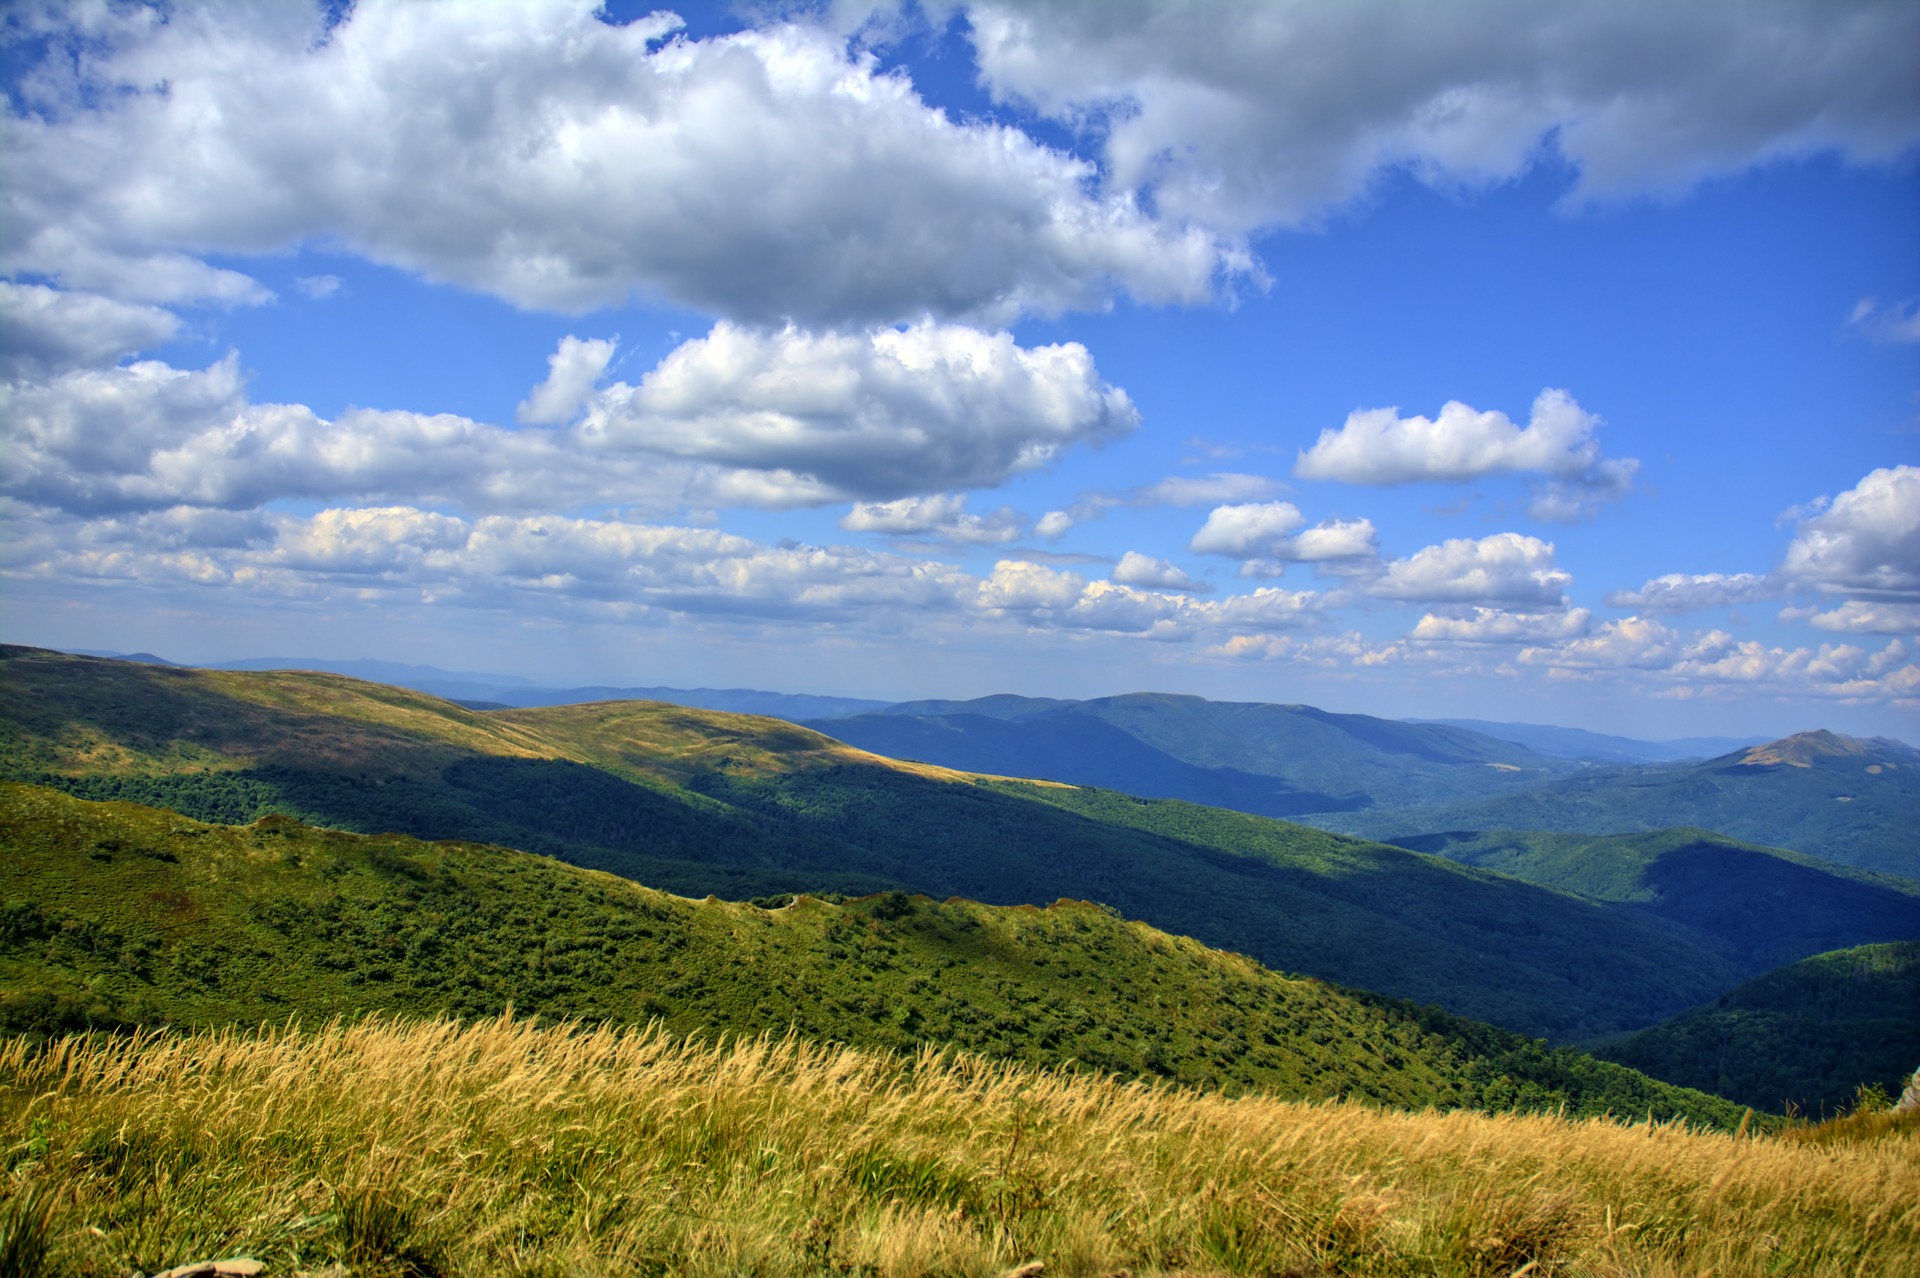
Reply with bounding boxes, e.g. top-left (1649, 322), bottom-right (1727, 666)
top-left (4, 1017), bottom-right (1916, 1277)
